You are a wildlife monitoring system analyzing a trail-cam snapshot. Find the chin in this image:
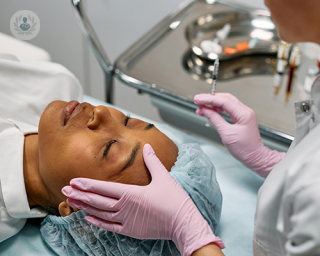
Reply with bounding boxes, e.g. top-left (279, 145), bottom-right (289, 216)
top-left (42, 100), bottom-right (66, 117)
top-left (39, 100), bottom-right (66, 134)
